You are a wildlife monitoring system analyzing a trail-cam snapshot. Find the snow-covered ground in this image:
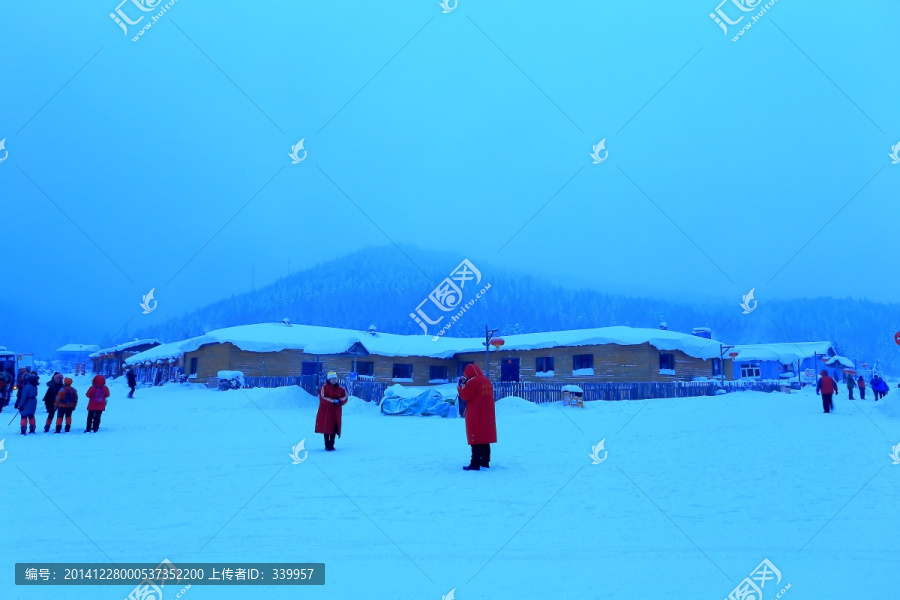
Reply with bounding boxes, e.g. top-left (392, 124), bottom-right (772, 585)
top-left (2, 375), bottom-right (899, 599)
